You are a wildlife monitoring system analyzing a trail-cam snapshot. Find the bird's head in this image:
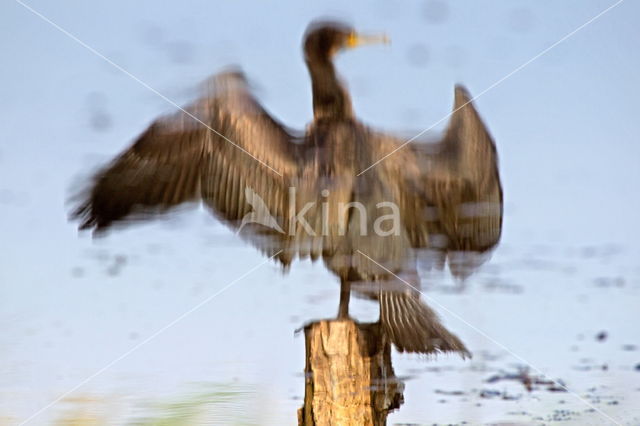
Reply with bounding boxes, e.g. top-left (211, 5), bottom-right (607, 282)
top-left (304, 20), bottom-right (389, 62)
